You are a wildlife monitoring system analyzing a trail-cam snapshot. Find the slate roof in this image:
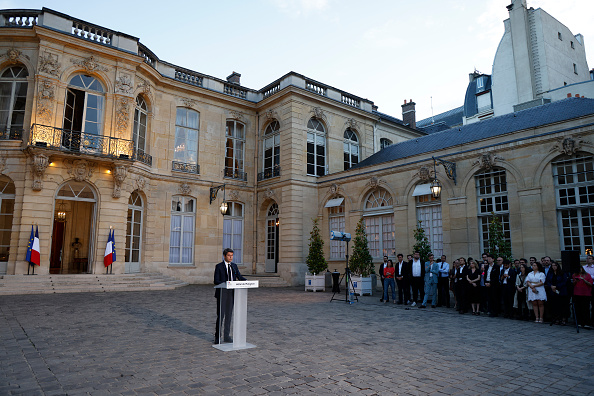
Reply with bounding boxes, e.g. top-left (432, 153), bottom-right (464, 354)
top-left (373, 110), bottom-right (405, 125)
top-left (416, 106), bottom-right (464, 133)
top-left (352, 97), bottom-right (594, 170)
